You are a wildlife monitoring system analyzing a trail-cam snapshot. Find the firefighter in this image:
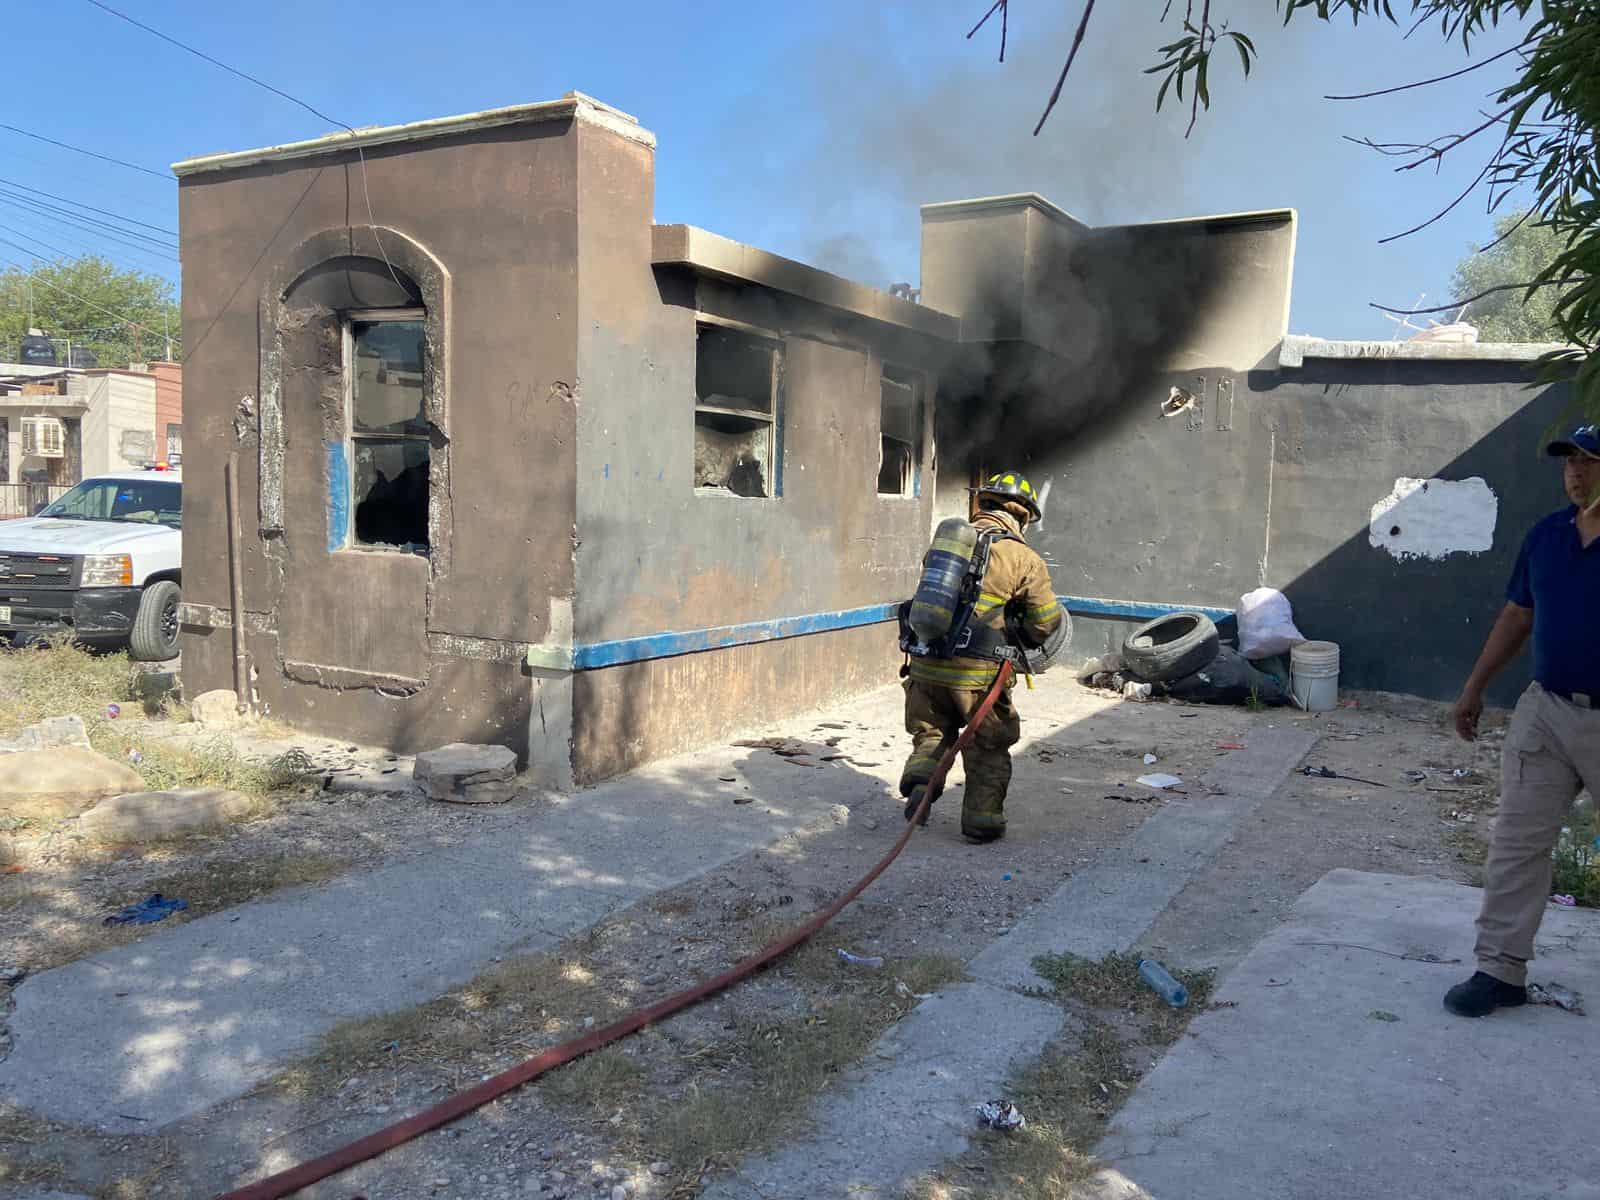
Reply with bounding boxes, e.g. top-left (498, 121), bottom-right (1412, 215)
top-left (898, 470), bottom-right (1063, 842)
